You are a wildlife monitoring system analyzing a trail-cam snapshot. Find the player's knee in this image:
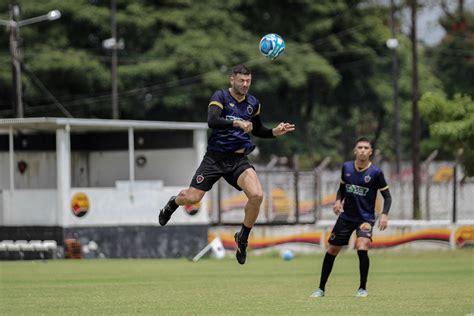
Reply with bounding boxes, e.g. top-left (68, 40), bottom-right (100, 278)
top-left (355, 239), bottom-right (370, 250)
top-left (248, 191), bottom-right (263, 205)
top-left (327, 245), bottom-right (341, 256)
top-left (181, 191), bottom-right (204, 205)
top-left (188, 194), bottom-right (203, 204)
